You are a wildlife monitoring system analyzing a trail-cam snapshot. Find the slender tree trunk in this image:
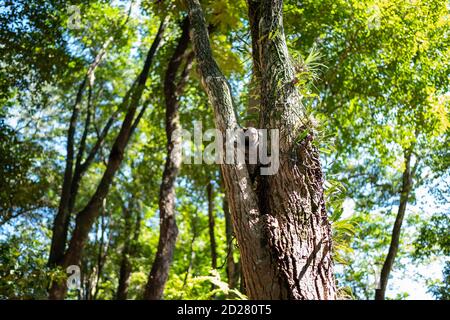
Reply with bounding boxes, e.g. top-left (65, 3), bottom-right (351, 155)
top-left (67, 89), bottom-right (120, 218)
top-left (375, 148), bottom-right (414, 300)
top-left (93, 210), bottom-right (106, 299)
top-left (143, 18), bottom-right (192, 300)
top-left (93, 205), bottom-right (113, 300)
top-left (48, 76), bottom-right (85, 267)
top-left (207, 181), bottom-right (218, 269)
top-left (116, 202), bottom-right (132, 300)
top-left (180, 210), bottom-right (198, 298)
top-left (223, 194), bottom-right (240, 289)
top-left (186, 0), bottom-right (336, 299)
top-left (116, 198), bottom-right (141, 300)
top-left (48, 18), bottom-right (168, 300)
top-left (48, 38), bottom-right (112, 267)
